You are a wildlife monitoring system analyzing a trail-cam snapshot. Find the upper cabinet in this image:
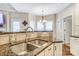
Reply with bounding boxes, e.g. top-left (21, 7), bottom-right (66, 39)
top-left (75, 4), bottom-right (79, 25)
